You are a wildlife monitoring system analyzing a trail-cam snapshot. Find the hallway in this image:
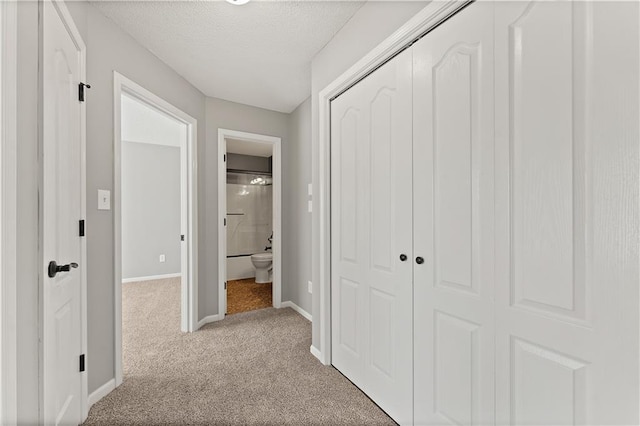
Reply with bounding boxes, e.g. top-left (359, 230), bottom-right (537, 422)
top-left (84, 279), bottom-right (393, 425)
